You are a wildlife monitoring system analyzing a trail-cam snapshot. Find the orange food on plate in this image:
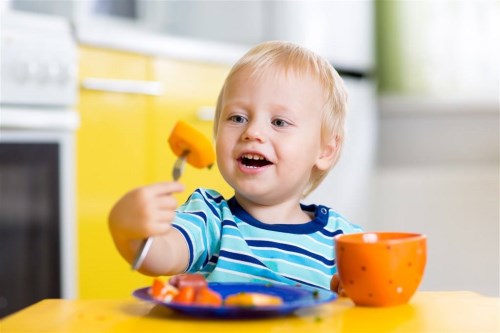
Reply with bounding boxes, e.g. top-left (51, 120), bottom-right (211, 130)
top-left (195, 286), bottom-right (223, 307)
top-left (148, 278), bottom-right (179, 302)
top-left (172, 286), bottom-right (197, 304)
top-left (149, 274), bottom-right (284, 308)
top-left (150, 278), bottom-right (165, 296)
top-left (224, 292), bottom-right (283, 307)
